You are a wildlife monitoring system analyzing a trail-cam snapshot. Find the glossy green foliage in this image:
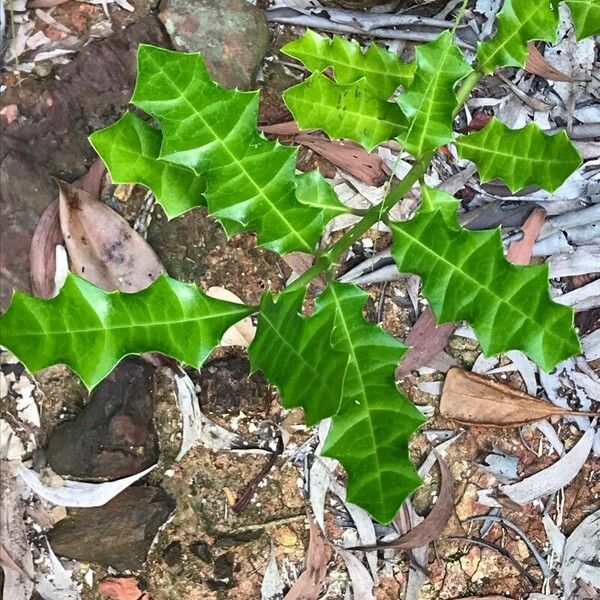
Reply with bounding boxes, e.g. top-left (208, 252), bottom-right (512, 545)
top-left (477, 0), bottom-right (559, 73)
top-left (90, 111), bottom-right (206, 219)
top-left (284, 73), bottom-right (407, 151)
top-left (282, 29), bottom-right (414, 99)
top-left (130, 44), bottom-right (327, 254)
top-left (315, 283), bottom-right (425, 523)
top-left (390, 187), bottom-right (581, 372)
top-left (456, 118), bottom-right (582, 193)
top-left (248, 288), bottom-right (349, 425)
top-left (396, 31), bottom-right (472, 158)
top-left (0, 274), bottom-right (253, 389)
top-left (296, 170), bottom-right (348, 222)
top-left (565, 0), bottom-right (600, 39)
